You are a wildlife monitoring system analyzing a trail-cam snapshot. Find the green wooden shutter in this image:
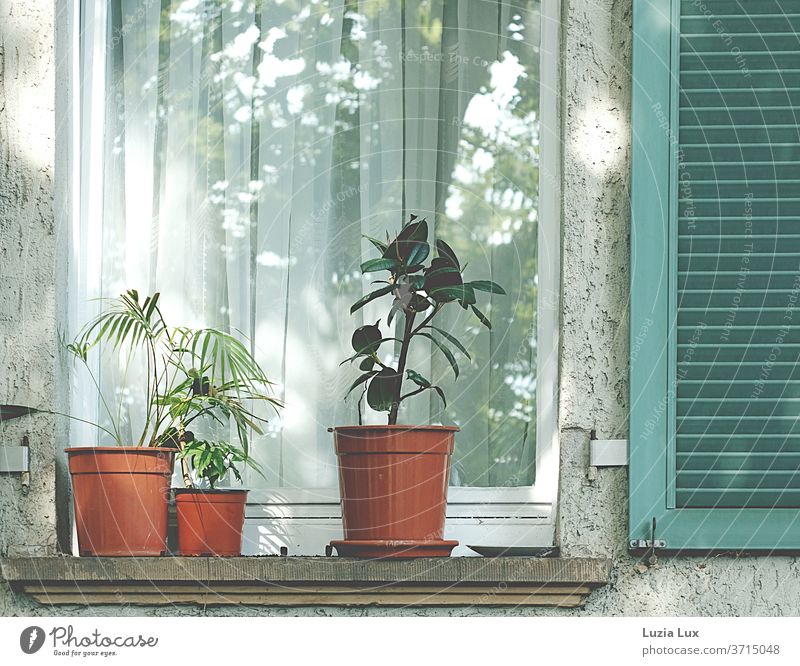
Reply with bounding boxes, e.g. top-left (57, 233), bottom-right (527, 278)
top-left (631, 0), bottom-right (800, 550)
